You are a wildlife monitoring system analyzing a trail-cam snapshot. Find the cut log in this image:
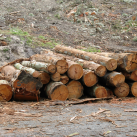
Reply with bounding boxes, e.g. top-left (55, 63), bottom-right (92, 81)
top-left (67, 80), bottom-right (83, 99)
top-left (30, 54), bottom-right (68, 74)
top-left (114, 83), bottom-right (129, 97)
top-left (13, 71), bottom-right (43, 101)
top-left (46, 82), bottom-right (69, 101)
top-left (84, 84), bottom-right (108, 98)
top-left (128, 82), bottom-right (137, 97)
top-left (81, 69), bottom-right (98, 87)
top-left (100, 71), bottom-right (125, 87)
top-left (51, 72), bottom-right (61, 82)
top-left (14, 63), bottom-right (50, 84)
top-left (0, 80), bottom-right (12, 101)
top-left (55, 45), bottom-right (117, 71)
top-left (106, 88), bottom-right (114, 97)
top-left (21, 60), bottom-right (56, 74)
top-left (67, 60), bottom-right (83, 80)
top-left (121, 70), bottom-right (137, 81)
top-left (60, 75), bottom-right (69, 84)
